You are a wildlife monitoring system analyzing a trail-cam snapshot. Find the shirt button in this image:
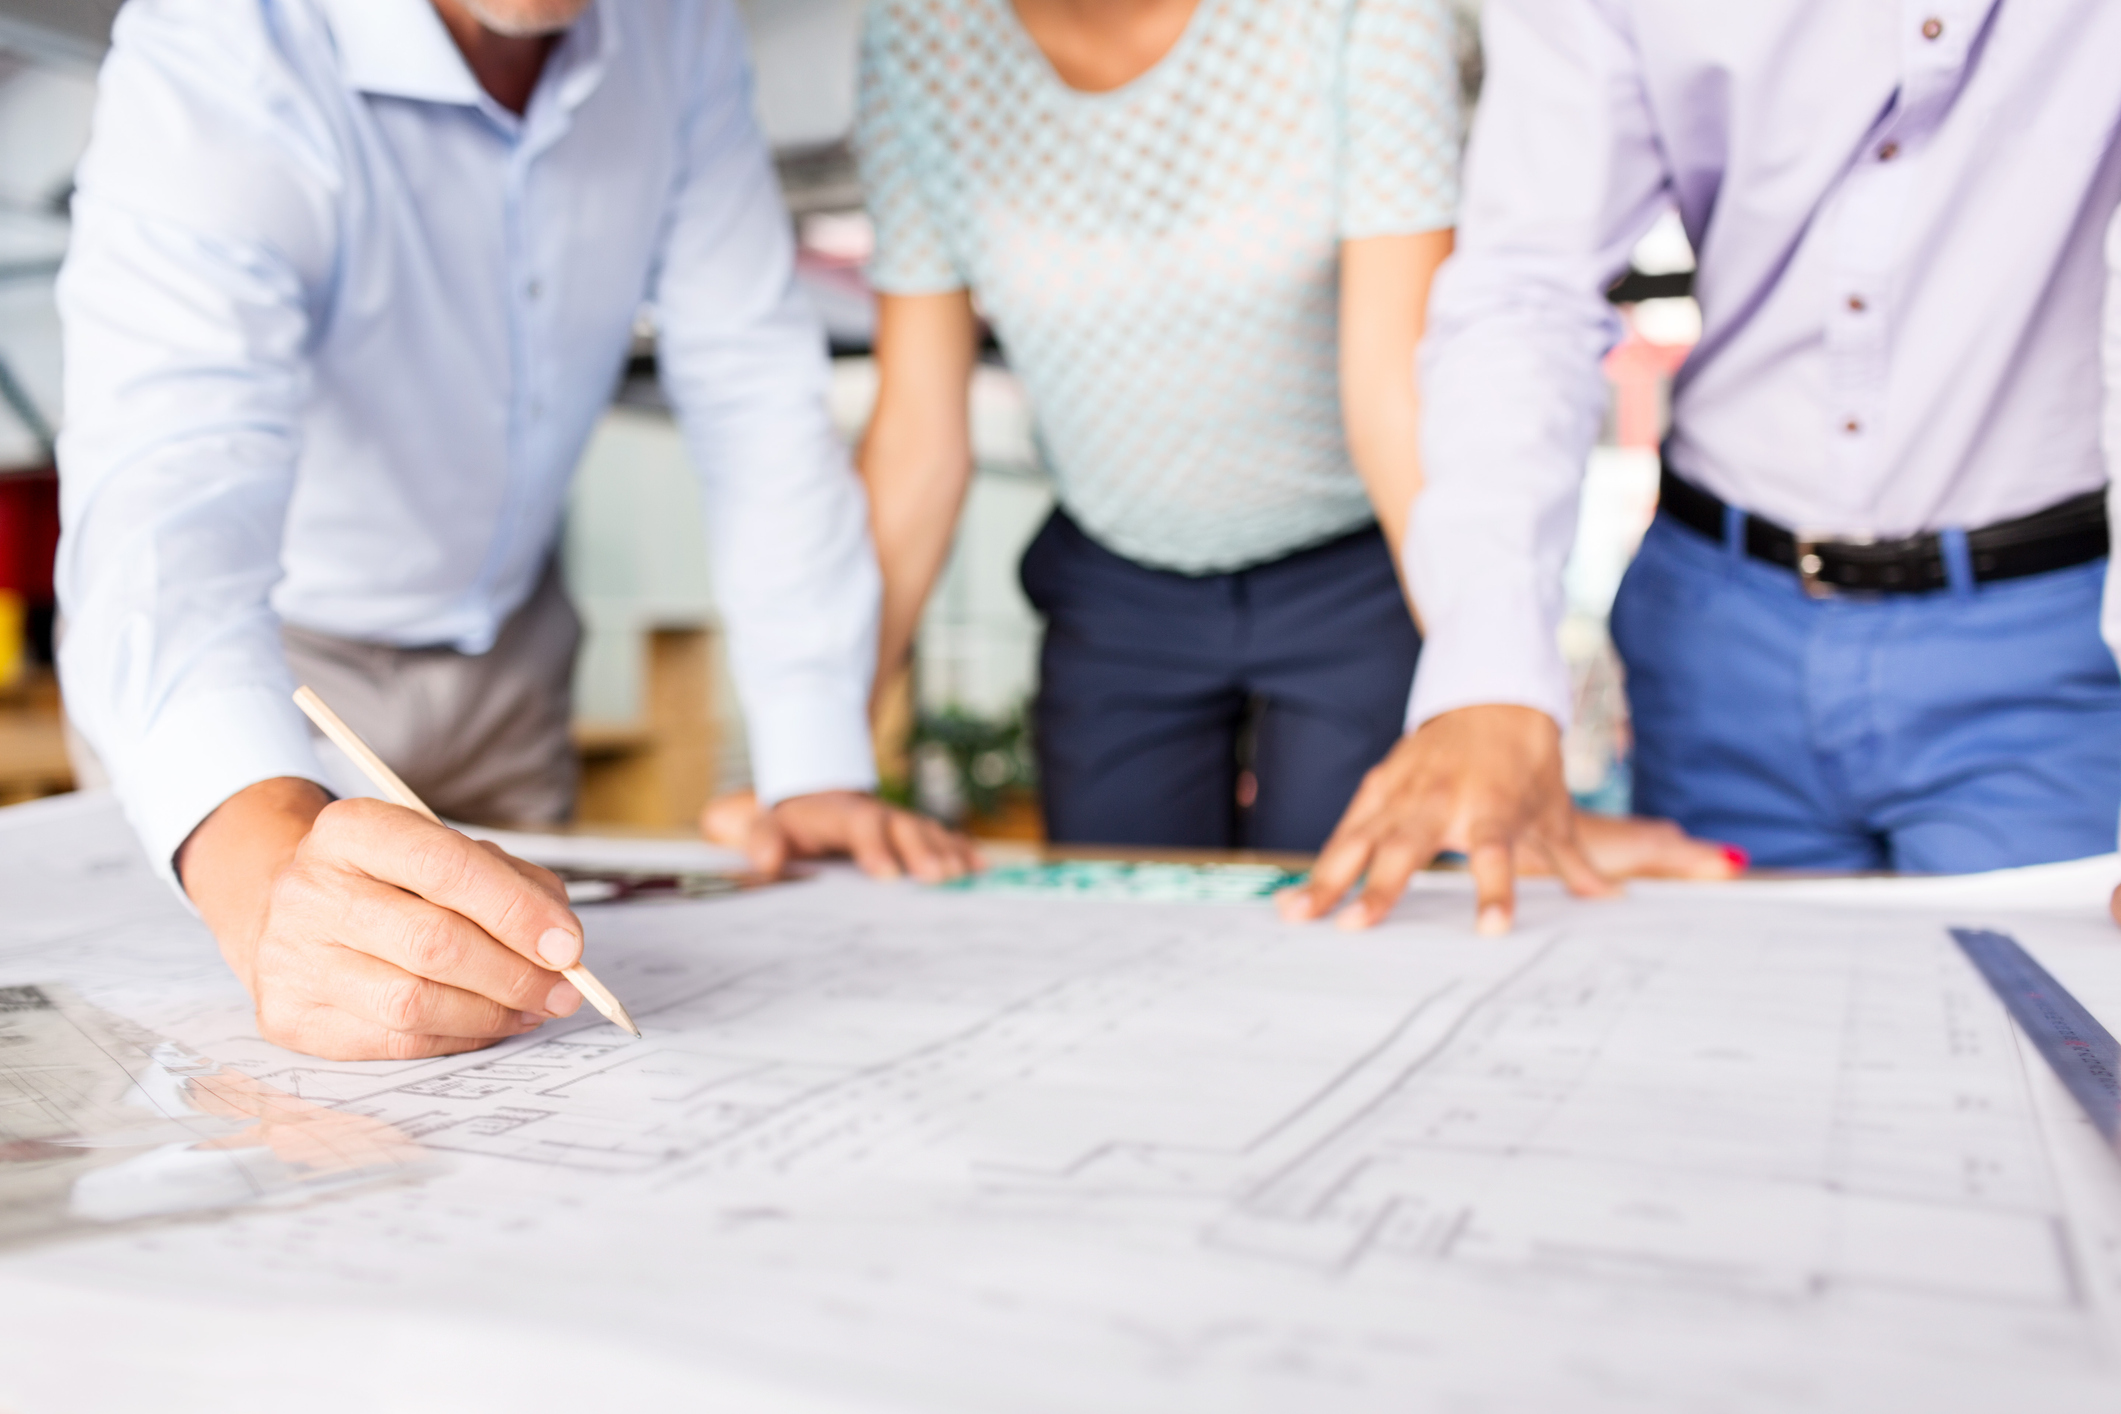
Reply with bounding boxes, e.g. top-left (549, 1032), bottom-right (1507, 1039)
top-left (1878, 141), bottom-right (1901, 161)
top-left (1846, 294), bottom-right (1867, 313)
top-left (526, 279), bottom-right (543, 301)
top-left (1842, 418), bottom-right (1861, 434)
top-left (1921, 17), bottom-right (1943, 40)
